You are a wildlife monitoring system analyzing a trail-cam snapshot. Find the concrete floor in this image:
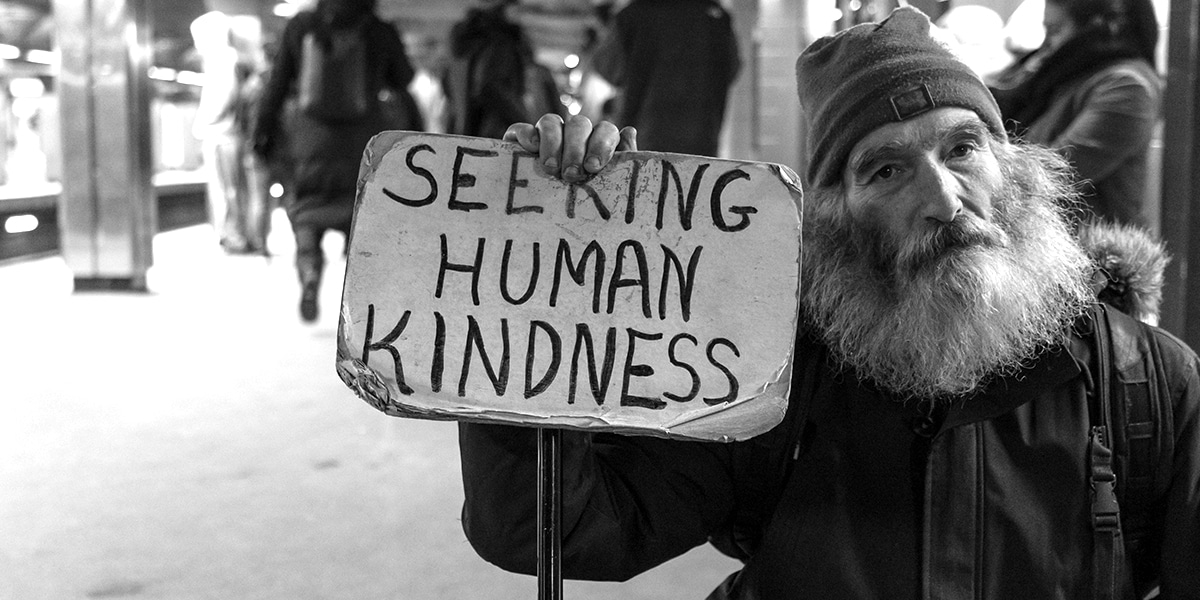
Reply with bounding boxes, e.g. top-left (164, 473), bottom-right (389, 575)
top-left (0, 215), bottom-right (740, 600)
